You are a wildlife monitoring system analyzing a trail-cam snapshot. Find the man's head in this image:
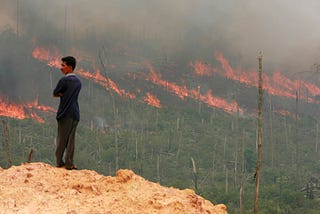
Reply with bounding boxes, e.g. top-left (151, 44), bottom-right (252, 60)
top-left (61, 56), bottom-right (76, 75)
